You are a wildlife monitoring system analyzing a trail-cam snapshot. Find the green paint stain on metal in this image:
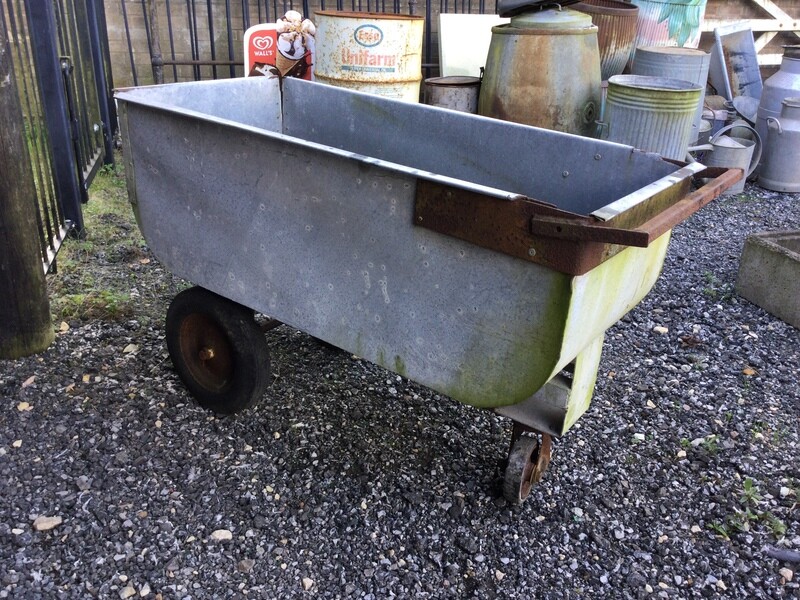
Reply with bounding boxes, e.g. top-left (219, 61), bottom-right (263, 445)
top-left (393, 355), bottom-right (407, 378)
top-left (376, 347), bottom-right (386, 368)
top-left (440, 272), bottom-right (574, 409)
